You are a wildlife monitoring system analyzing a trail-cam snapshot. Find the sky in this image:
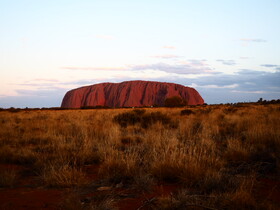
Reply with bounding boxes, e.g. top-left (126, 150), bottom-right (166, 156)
top-left (0, 0), bottom-right (280, 108)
